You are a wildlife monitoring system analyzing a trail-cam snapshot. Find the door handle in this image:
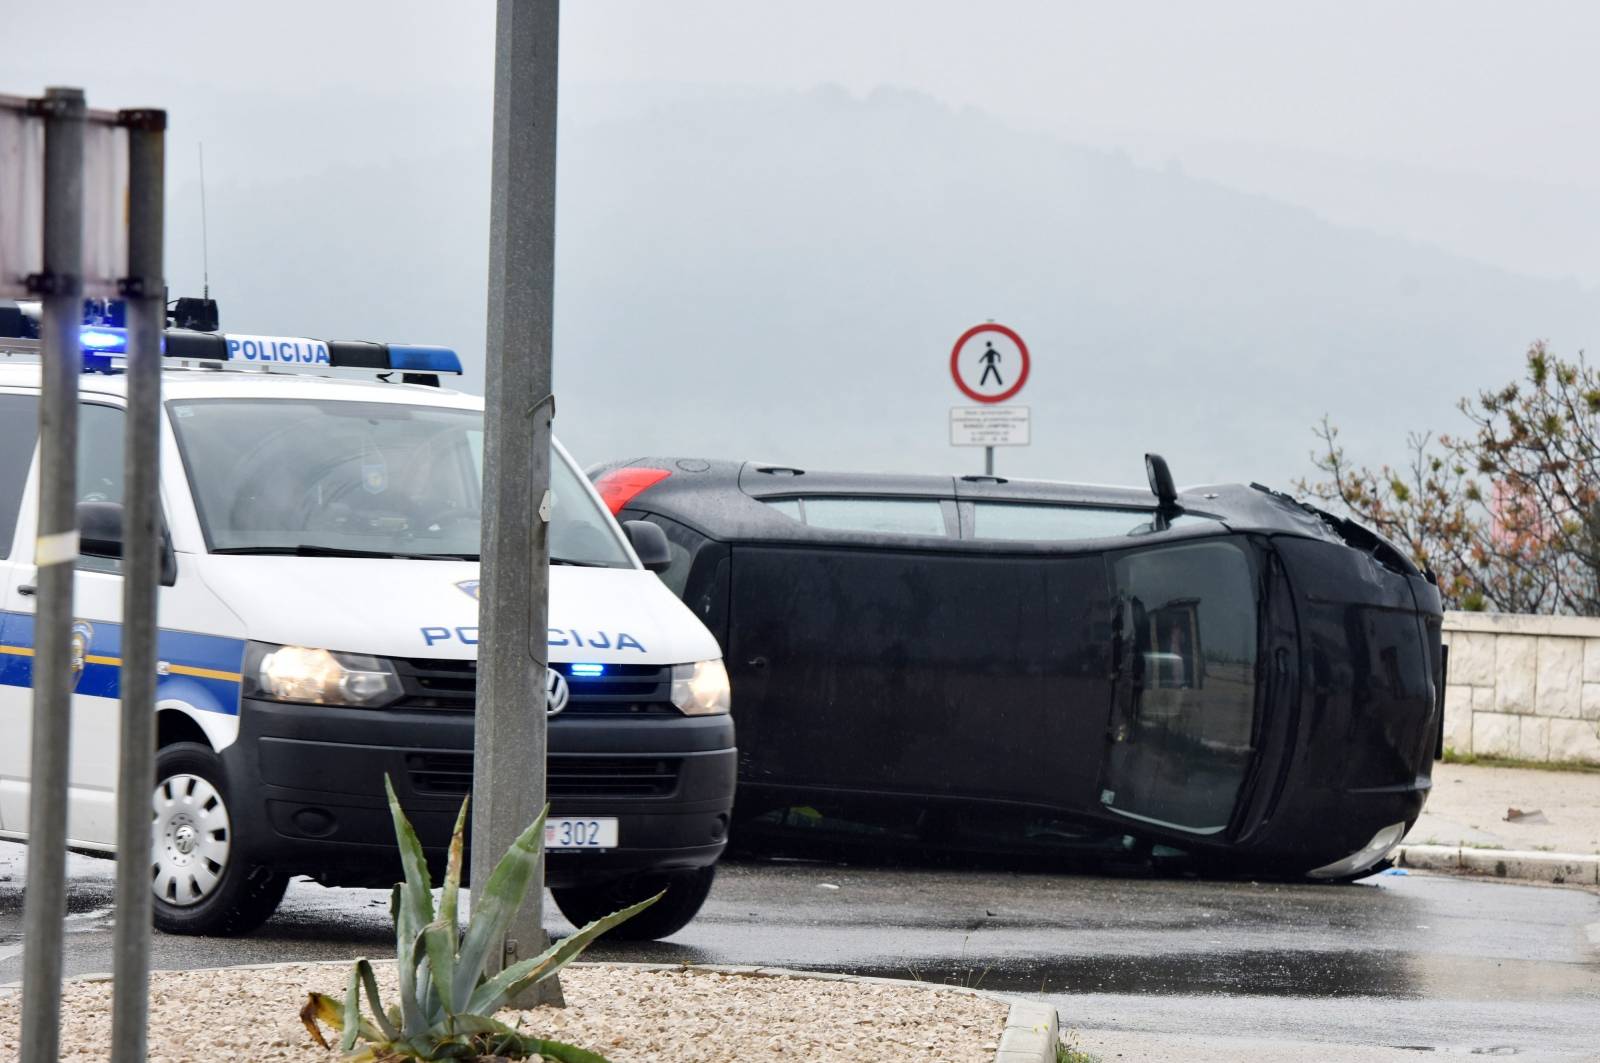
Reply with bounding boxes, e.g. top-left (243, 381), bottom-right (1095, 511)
top-left (16, 584), bottom-right (36, 597)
